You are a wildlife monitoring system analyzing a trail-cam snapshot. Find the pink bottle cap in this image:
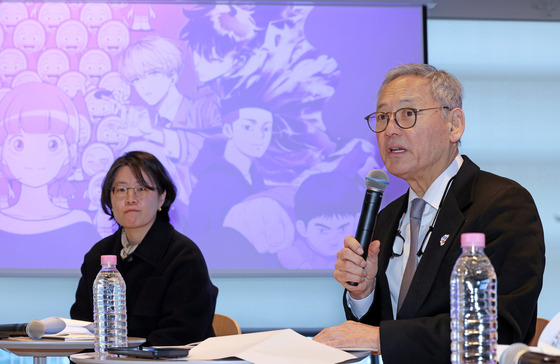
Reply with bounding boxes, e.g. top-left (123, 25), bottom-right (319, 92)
top-left (461, 232), bottom-right (485, 248)
top-left (100, 255), bottom-right (117, 265)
